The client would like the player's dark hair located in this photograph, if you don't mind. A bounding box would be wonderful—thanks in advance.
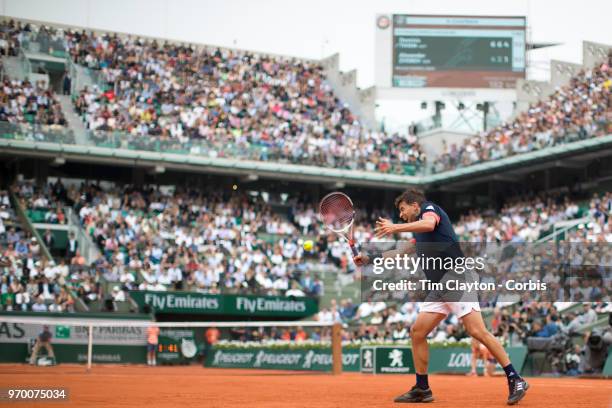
[395,188,426,208]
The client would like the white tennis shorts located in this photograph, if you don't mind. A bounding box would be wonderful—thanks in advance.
[420,301,481,318]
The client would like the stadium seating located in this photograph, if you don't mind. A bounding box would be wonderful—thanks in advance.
[0,76,67,126]
[3,21,611,177]
[8,180,330,302]
[4,22,428,174]
[0,186,76,312]
[3,175,611,319]
[0,65,74,143]
[66,31,424,174]
[0,20,23,57]
[433,52,612,172]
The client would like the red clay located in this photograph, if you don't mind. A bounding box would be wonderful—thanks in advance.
[0,364,610,408]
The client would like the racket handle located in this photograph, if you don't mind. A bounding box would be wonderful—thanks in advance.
[349,241,358,257]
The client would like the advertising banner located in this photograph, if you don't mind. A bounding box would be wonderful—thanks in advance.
[205,347,361,372]
[130,292,318,318]
[360,346,414,374]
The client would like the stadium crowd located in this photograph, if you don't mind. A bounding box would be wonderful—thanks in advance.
[6,180,331,307]
[5,177,611,318]
[74,184,323,297]
[0,20,24,57]
[434,52,612,172]
[0,187,76,312]
[66,31,425,174]
[2,21,426,174]
[3,21,611,177]
[0,77,67,126]
[453,193,609,243]
[0,48,73,142]
[3,179,612,374]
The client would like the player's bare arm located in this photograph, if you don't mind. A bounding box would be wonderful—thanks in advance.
[374,215,437,238]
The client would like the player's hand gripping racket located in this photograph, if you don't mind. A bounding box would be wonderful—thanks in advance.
[319,192,359,257]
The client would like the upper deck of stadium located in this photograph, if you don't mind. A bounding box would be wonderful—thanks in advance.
[0,18,611,190]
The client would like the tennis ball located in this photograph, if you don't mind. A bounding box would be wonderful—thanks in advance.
[303,240,314,251]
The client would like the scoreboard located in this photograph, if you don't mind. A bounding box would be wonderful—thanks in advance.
[377,15,526,90]
[156,328,198,365]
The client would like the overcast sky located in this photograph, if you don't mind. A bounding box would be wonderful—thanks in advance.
[3,0,611,130]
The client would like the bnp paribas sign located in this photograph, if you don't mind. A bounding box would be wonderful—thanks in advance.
[130,291,318,318]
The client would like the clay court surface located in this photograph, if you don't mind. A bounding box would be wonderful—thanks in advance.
[0,364,610,408]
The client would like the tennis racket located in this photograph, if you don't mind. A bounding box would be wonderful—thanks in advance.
[319,192,359,257]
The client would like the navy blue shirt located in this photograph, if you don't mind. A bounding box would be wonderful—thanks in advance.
[413,201,458,244]
[413,201,463,282]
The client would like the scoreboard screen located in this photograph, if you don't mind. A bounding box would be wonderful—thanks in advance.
[390,15,526,89]
[156,328,197,365]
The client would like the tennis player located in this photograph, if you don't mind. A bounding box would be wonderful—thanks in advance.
[354,188,529,405]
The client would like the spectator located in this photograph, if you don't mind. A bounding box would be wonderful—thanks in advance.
[286,281,306,297]
[70,250,86,266]
[65,232,78,260]
[111,286,125,302]
[391,323,408,341]
[294,326,307,342]
[62,70,71,95]
[31,296,47,312]
[567,303,598,333]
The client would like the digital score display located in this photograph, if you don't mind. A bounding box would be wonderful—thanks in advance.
[391,15,526,89]
[157,343,179,353]
[156,329,197,364]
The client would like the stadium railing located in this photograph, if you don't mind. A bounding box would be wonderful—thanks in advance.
[536,216,592,243]
[2,119,611,188]
[0,121,75,144]
[9,190,53,265]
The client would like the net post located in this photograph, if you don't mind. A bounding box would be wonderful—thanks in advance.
[86,324,93,372]
[331,322,342,375]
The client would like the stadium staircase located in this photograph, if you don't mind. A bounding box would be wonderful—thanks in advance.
[316,264,360,309]
[10,192,90,312]
[319,54,376,129]
[56,94,90,145]
[1,56,26,80]
[65,56,97,95]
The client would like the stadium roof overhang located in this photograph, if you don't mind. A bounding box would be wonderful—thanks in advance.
[1,134,611,190]
[423,135,612,190]
[0,139,422,189]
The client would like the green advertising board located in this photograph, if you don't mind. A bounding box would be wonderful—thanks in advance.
[603,347,612,377]
[130,291,318,318]
[360,346,527,375]
[360,346,414,374]
[205,347,361,372]
[427,346,528,374]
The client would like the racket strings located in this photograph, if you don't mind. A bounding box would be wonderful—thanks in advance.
[320,195,354,230]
